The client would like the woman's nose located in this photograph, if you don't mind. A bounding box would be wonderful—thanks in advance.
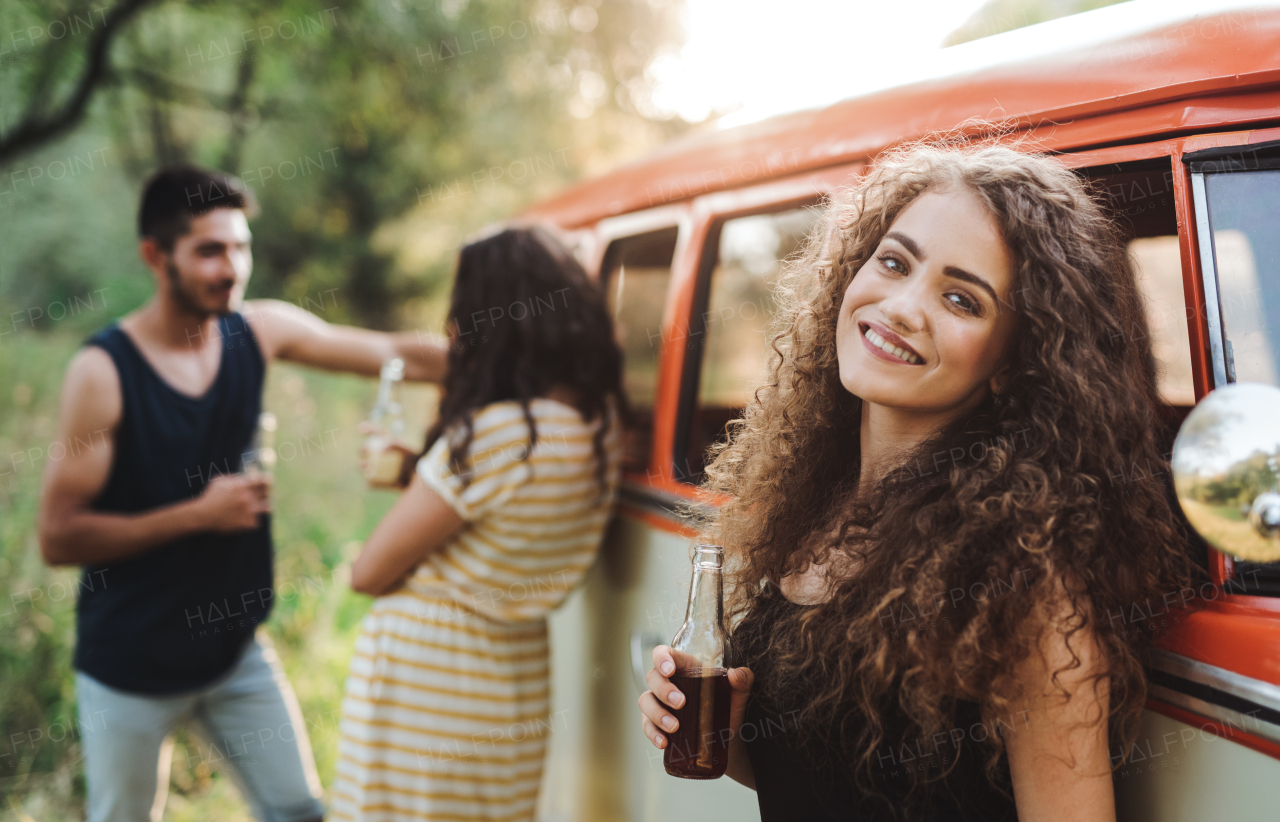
[878,278,929,337]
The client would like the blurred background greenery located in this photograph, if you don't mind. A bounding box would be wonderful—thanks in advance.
[0,0,1126,817]
[0,0,689,331]
[1,1,689,816]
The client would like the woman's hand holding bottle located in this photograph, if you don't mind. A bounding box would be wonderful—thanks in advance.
[358,421,418,490]
[639,644,756,787]
[361,358,418,489]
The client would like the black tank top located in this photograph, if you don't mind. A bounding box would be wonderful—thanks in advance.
[736,589,1019,822]
[75,312,273,694]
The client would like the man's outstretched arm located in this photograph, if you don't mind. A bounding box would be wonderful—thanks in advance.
[38,347,269,566]
[243,299,449,381]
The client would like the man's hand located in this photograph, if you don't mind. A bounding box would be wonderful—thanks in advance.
[40,347,265,566]
[192,474,272,532]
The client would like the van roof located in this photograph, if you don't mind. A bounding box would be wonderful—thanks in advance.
[525,0,1280,228]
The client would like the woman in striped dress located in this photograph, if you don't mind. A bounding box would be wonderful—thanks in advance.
[332,226,628,821]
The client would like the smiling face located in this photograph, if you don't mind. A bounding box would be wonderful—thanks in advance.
[150,208,253,318]
[835,186,1018,418]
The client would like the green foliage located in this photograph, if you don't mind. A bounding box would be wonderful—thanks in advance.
[1,0,688,331]
[0,1,690,816]
[1195,448,1280,508]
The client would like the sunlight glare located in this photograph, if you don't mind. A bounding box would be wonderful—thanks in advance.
[648,0,994,127]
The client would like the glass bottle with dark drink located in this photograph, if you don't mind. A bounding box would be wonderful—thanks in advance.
[664,544,734,780]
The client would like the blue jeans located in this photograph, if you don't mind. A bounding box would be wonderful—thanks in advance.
[76,631,326,822]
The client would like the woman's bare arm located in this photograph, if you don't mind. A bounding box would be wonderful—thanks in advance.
[1004,584,1115,822]
[349,474,465,596]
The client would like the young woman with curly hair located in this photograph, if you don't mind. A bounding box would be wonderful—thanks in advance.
[637,140,1200,821]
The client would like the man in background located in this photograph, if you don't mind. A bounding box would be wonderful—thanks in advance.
[37,165,447,822]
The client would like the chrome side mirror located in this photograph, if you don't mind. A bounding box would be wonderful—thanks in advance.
[1172,382,1280,563]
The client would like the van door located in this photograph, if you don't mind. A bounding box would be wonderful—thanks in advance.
[557,223,761,822]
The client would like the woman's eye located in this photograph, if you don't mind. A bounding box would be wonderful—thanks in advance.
[946,292,981,316]
[878,254,905,274]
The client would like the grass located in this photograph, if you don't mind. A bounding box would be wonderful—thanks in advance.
[1180,497,1280,564]
[0,329,439,820]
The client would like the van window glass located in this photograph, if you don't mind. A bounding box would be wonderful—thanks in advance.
[1194,155,1280,595]
[1128,236,1196,406]
[1204,170,1280,385]
[679,207,820,483]
[1080,159,1212,577]
[601,227,679,474]
[1084,161,1195,407]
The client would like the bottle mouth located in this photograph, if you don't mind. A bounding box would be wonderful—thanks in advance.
[693,543,723,569]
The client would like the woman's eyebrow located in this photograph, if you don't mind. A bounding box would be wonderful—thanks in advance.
[943,265,998,305]
[884,230,999,305]
[885,231,923,260]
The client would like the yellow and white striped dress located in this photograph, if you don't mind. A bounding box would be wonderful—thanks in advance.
[332,398,621,821]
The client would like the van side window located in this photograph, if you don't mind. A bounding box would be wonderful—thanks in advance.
[1081,160,1196,469]
[1081,159,1210,568]
[1193,149,1280,386]
[601,227,679,475]
[1186,141,1280,594]
[1082,159,1196,408]
[677,206,820,484]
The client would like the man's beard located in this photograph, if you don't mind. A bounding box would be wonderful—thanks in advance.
[165,261,228,319]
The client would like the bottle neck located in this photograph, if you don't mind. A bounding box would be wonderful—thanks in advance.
[371,375,405,431]
[684,563,724,634]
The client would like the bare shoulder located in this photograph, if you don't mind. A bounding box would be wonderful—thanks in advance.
[66,346,120,402]
[62,345,122,432]
[241,298,322,361]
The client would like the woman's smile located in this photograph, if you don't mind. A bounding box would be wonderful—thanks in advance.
[858,320,924,365]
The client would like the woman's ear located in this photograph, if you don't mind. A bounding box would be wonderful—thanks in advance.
[989,364,1011,397]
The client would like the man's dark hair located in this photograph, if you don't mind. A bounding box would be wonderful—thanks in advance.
[138,165,259,251]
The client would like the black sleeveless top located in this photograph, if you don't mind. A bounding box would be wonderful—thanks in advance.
[736,589,1019,822]
[75,312,273,694]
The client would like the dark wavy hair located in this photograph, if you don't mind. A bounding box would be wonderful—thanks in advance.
[421,225,630,496]
[691,137,1203,812]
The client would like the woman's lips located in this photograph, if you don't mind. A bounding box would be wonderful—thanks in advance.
[858,321,924,365]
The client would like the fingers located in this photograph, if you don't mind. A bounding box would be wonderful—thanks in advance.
[206,472,232,488]
[641,715,668,750]
[652,644,675,677]
[652,644,700,676]
[645,666,684,709]
[638,691,677,738]
[728,666,755,692]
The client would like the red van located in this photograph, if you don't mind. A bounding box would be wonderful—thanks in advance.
[522,2,1280,819]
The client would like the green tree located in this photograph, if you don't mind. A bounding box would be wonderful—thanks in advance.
[1,0,689,330]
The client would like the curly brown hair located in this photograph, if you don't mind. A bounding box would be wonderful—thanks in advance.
[690,137,1203,810]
